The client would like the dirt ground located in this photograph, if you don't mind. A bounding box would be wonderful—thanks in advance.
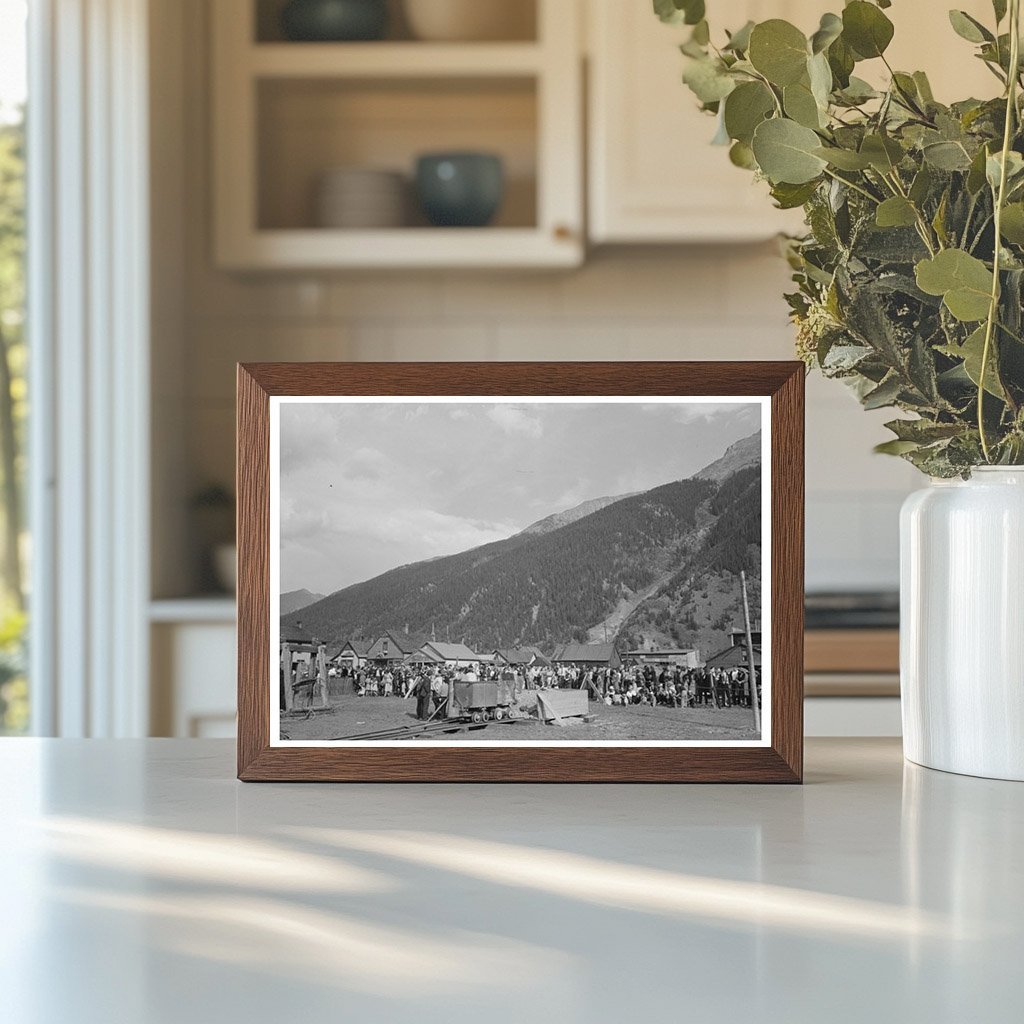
[280,693,761,742]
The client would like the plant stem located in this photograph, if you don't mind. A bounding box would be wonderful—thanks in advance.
[884,171,939,254]
[822,167,881,205]
[979,0,1021,462]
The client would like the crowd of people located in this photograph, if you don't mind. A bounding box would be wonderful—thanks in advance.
[346,659,759,711]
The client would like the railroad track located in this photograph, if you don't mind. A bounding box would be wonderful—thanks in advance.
[328,718,495,742]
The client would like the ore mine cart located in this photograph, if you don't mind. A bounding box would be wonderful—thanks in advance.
[446,672,523,723]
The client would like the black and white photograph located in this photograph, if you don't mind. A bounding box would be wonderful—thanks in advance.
[271,397,770,746]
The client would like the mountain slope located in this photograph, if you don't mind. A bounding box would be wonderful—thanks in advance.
[280,589,326,615]
[618,464,762,656]
[696,430,761,482]
[281,430,763,655]
[283,477,716,650]
[521,492,637,536]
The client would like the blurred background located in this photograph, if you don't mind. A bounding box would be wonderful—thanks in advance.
[0,0,997,740]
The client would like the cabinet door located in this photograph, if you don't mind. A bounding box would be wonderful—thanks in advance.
[587,0,996,244]
[587,0,808,243]
[212,0,584,269]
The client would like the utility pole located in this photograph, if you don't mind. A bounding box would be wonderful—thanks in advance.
[740,570,761,734]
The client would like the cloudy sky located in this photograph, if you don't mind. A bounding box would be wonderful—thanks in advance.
[278,399,761,595]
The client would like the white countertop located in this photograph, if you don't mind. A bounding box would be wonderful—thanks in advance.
[1,738,1020,1023]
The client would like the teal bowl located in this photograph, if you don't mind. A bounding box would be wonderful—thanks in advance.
[415,153,505,228]
[281,0,388,42]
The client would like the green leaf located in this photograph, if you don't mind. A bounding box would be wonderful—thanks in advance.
[711,109,731,145]
[923,140,972,171]
[810,12,843,54]
[862,374,903,409]
[683,1,706,27]
[986,150,1024,191]
[860,133,904,173]
[909,164,933,205]
[993,0,1008,24]
[1000,203,1024,244]
[837,76,879,104]
[948,10,994,44]
[807,51,833,109]
[723,81,775,144]
[932,190,950,246]
[653,0,705,26]
[748,20,809,86]
[892,72,923,110]
[827,35,856,88]
[939,325,1005,398]
[842,1,895,59]
[729,140,757,170]
[682,57,736,104]
[967,144,991,194]
[884,418,963,443]
[770,180,820,209]
[784,81,824,129]
[875,439,922,455]
[724,20,755,53]
[915,249,994,322]
[814,146,872,170]
[876,197,918,228]
[913,71,935,104]
[751,118,828,184]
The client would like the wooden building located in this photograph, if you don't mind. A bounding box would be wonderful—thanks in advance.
[416,641,480,669]
[333,639,372,674]
[365,630,426,665]
[705,629,761,671]
[494,646,552,669]
[552,643,622,670]
[624,647,701,670]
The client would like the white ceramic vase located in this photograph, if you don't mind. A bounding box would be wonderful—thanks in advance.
[901,467,1024,781]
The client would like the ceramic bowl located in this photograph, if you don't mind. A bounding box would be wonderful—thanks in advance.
[281,0,388,42]
[415,152,504,227]
[316,168,407,228]
[403,0,534,42]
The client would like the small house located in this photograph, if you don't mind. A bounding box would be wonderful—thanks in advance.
[333,639,373,675]
[417,640,480,669]
[705,627,761,671]
[366,630,426,665]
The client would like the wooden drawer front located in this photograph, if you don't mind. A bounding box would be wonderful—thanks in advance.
[804,629,899,675]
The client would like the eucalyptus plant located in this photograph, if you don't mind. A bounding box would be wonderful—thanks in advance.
[657,0,1024,476]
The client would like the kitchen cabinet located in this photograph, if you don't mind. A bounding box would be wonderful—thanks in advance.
[211,0,583,269]
[587,0,998,244]
[587,0,812,243]
[150,600,237,737]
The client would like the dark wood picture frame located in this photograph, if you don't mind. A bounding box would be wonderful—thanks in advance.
[237,362,804,782]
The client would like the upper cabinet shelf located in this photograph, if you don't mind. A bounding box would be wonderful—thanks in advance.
[248,42,545,78]
[211,0,582,270]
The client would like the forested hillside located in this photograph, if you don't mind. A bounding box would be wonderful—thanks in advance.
[617,465,762,657]
[283,477,715,650]
[281,430,763,656]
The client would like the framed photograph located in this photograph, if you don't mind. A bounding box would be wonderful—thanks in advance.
[237,362,803,782]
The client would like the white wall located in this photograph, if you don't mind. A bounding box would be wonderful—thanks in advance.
[156,0,921,600]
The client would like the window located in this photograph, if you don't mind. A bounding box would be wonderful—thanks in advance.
[0,0,27,734]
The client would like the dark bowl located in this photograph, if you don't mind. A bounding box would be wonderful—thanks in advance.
[281,0,388,42]
[415,152,505,228]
